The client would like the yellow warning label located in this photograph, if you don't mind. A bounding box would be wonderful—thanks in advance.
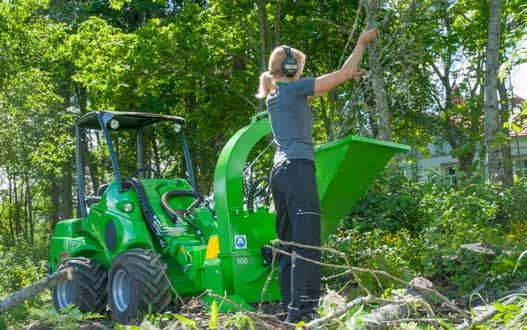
[205,235,220,260]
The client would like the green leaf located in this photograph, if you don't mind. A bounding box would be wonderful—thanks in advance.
[208,300,219,329]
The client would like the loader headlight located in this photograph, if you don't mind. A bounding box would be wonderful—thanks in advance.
[110,119,120,129]
[123,202,133,213]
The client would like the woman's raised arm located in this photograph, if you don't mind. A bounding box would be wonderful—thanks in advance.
[314,27,378,95]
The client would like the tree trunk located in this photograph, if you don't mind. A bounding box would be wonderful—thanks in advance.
[76,84,100,194]
[319,0,336,141]
[7,173,14,244]
[484,0,503,183]
[85,135,100,194]
[22,175,28,240]
[458,153,474,177]
[256,0,270,112]
[366,103,379,137]
[432,35,477,177]
[13,178,20,236]
[498,81,513,187]
[50,175,61,229]
[366,0,392,141]
[256,0,270,73]
[274,0,281,46]
[328,93,337,141]
[318,95,332,140]
[61,159,74,219]
[26,178,34,244]
[152,137,162,175]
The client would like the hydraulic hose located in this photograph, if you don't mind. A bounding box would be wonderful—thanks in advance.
[123,178,167,248]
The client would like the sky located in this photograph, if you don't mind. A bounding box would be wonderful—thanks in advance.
[512,63,527,99]
[511,39,527,100]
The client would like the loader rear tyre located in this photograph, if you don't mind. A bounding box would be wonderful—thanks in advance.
[52,258,108,313]
[108,249,172,324]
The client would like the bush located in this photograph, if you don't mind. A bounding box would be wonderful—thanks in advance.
[0,240,48,328]
[325,168,527,297]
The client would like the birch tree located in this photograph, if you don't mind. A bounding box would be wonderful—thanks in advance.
[365,0,392,141]
[484,0,503,182]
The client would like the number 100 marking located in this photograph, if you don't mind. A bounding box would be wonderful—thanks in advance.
[236,257,248,265]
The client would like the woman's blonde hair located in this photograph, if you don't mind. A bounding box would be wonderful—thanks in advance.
[255,46,306,99]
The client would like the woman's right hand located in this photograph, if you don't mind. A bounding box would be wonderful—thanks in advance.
[358,27,378,47]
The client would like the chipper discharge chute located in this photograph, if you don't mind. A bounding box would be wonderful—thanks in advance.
[49,111,409,324]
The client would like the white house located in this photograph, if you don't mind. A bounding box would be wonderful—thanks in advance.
[415,103,527,182]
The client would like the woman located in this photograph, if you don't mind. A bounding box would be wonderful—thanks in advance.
[255,26,378,323]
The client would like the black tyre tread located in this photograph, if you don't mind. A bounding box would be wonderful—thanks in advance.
[108,249,172,324]
[64,258,107,311]
[53,257,108,313]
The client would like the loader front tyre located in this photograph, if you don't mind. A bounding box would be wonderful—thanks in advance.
[108,249,172,324]
[52,258,108,313]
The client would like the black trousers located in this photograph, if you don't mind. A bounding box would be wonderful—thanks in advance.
[270,159,322,322]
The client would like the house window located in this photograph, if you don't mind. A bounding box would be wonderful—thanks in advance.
[431,143,446,157]
[434,144,443,157]
[442,164,458,185]
[514,158,527,177]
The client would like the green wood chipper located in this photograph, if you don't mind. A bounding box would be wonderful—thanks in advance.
[49,110,409,324]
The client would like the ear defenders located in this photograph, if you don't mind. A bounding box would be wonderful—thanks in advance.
[281,46,298,77]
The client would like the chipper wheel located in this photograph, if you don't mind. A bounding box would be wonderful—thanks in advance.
[52,258,108,313]
[107,249,172,324]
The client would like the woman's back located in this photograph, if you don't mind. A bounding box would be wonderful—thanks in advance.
[266,78,315,165]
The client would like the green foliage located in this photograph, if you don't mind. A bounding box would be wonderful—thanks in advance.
[109,0,131,10]
[38,305,88,330]
[135,312,199,330]
[68,17,138,109]
[172,314,198,330]
[223,312,254,330]
[327,169,527,296]
[0,241,49,328]
[491,301,522,324]
[208,300,219,329]
[0,244,46,294]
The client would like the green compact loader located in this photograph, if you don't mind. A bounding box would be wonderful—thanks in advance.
[49,110,409,323]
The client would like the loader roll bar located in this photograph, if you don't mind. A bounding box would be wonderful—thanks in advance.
[76,111,185,129]
[75,111,195,218]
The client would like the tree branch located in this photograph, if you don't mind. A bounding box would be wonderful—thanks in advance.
[0,268,73,313]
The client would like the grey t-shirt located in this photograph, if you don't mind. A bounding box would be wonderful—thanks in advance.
[266,78,316,165]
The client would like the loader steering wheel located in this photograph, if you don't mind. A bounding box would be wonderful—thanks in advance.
[161,190,204,220]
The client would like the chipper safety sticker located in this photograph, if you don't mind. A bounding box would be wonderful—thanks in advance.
[234,235,247,249]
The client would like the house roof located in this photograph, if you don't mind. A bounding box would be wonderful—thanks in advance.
[510,125,527,137]
[511,95,526,108]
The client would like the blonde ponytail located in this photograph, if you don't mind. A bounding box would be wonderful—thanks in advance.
[255,71,275,99]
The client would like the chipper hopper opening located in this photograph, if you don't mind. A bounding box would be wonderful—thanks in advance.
[315,135,411,240]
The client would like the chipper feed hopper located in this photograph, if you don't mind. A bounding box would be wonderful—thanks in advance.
[49,111,409,324]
